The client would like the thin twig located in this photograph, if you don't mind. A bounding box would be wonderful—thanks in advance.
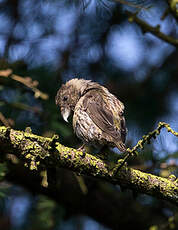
[114,121,178,172]
[0,112,11,127]
[0,100,42,114]
[0,69,49,100]
[114,0,148,10]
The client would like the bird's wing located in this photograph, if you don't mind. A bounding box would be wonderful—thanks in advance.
[83,90,126,143]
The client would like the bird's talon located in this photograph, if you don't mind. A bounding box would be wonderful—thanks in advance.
[77,144,87,152]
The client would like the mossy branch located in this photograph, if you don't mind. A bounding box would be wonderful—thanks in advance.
[0,125,177,205]
[127,121,178,154]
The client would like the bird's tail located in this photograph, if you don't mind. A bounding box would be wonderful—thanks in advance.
[116,141,126,153]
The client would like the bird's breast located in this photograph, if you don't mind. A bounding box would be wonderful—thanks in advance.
[73,105,102,144]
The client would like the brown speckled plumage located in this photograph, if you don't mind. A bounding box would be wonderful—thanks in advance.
[55,78,127,152]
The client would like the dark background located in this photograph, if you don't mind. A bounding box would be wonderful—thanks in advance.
[0,0,177,229]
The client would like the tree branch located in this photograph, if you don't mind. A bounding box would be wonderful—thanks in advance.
[126,11,178,47]
[114,0,147,10]
[167,0,178,20]
[0,126,177,205]
[0,69,49,100]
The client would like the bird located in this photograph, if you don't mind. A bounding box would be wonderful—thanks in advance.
[55,78,127,153]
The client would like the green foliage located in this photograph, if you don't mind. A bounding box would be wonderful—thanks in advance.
[29,195,64,230]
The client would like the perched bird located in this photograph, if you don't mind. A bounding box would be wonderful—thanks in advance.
[55,78,127,152]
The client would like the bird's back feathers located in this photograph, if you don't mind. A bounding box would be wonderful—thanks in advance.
[56,78,127,152]
[81,88,126,152]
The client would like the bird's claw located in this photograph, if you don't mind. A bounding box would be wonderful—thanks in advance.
[77,144,87,152]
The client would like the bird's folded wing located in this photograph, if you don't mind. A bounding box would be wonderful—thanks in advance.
[83,90,125,142]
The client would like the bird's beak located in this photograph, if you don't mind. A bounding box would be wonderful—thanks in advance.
[61,108,71,123]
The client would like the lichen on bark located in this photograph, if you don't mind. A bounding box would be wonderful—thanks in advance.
[0,125,177,205]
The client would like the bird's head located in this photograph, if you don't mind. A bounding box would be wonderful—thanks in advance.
[55,78,97,122]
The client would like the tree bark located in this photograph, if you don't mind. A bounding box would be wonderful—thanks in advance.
[0,126,177,206]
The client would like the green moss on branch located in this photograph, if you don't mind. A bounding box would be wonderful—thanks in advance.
[0,126,177,205]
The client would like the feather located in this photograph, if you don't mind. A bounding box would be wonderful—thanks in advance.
[82,89,126,149]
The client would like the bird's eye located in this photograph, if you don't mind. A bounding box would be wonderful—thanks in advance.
[63,96,68,101]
